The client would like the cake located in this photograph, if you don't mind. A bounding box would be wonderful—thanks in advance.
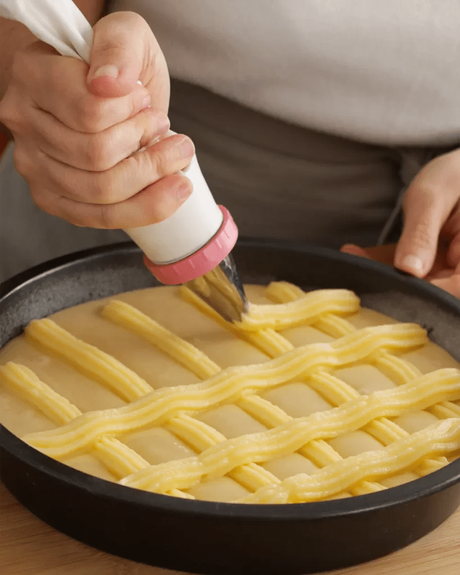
[0,282,459,504]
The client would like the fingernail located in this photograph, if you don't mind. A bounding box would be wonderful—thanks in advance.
[400,254,425,274]
[176,182,192,201]
[142,94,151,109]
[92,65,119,79]
[179,137,195,159]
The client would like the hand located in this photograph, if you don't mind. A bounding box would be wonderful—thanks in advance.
[0,12,195,229]
[342,148,460,298]
[341,243,460,297]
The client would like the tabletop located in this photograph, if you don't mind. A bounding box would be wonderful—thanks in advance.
[1,482,459,575]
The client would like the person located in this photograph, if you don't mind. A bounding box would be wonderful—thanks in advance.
[0,0,459,297]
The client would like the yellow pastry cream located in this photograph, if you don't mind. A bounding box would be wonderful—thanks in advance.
[1,283,460,504]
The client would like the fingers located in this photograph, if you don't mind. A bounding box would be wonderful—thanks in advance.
[10,45,151,133]
[0,17,179,233]
[87,12,169,107]
[394,188,443,277]
[14,129,195,228]
[40,174,193,229]
[23,133,195,205]
[31,106,170,171]
[330,243,460,300]
[341,244,399,266]
[394,151,460,278]
[340,244,371,259]
[88,13,149,96]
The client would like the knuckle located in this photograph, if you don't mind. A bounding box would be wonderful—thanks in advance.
[77,97,105,133]
[149,149,167,177]
[148,139,187,177]
[91,172,116,204]
[102,11,150,35]
[85,133,113,171]
[410,220,435,251]
[166,141,183,166]
[124,11,150,30]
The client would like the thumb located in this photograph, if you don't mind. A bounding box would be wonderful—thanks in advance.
[87,12,162,99]
[394,186,443,278]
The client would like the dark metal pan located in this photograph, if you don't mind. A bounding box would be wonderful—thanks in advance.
[1,240,460,575]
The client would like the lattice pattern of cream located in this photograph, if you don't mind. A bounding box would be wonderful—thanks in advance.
[0,283,459,504]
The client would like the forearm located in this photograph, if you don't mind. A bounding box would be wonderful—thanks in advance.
[0,0,106,137]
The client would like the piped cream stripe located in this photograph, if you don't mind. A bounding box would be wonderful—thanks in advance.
[179,287,392,493]
[5,283,456,503]
[0,362,152,480]
[119,370,460,492]
[23,324,427,458]
[266,282,421,382]
[166,415,280,491]
[178,283,444,489]
[237,418,460,503]
[0,362,81,424]
[179,286,294,357]
[102,300,221,380]
[26,319,153,401]
[237,394,381,495]
[265,282,446,472]
[92,436,151,478]
[234,289,360,331]
[184,285,437,481]
[99,304,315,491]
[99,303,292,490]
[103,295,382,494]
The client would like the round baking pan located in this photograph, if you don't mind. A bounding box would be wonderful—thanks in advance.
[1,240,460,575]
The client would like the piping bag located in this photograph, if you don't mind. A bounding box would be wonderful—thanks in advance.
[0,0,248,322]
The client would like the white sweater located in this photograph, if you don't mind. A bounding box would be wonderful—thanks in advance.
[112,0,460,146]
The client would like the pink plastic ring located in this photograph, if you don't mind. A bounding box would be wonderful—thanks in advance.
[146,205,238,285]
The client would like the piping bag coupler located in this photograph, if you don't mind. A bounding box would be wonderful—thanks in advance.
[1,0,248,322]
[127,154,248,322]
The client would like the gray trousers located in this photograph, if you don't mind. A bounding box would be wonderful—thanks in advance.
[0,79,446,283]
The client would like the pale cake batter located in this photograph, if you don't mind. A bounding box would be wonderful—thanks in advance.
[0,283,459,504]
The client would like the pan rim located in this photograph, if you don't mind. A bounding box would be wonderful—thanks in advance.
[2,239,460,313]
[1,239,460,522]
